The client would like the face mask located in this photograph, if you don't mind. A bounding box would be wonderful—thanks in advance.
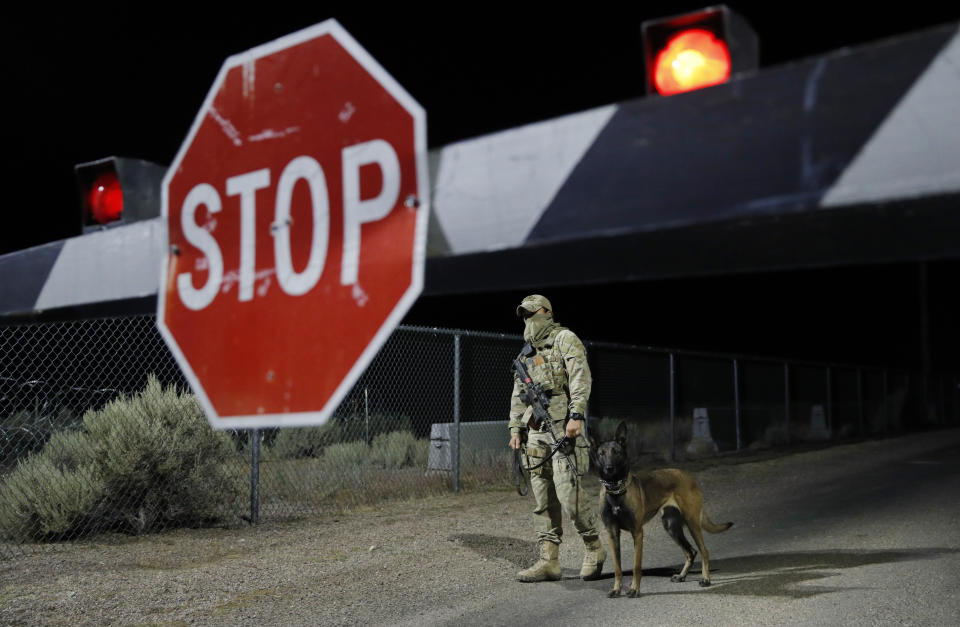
[523,313,555,344]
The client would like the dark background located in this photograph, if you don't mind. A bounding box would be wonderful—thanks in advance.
[2,4,958,371]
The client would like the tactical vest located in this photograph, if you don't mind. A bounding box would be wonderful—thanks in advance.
[520,327,569,397]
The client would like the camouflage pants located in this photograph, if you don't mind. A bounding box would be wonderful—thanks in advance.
[526,427,598,546]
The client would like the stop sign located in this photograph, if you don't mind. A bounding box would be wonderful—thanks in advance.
[157,20,428,429]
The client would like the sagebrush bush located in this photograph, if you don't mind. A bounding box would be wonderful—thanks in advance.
[268,423,338,459]
[268,412,415,459]
[337,412,413,442]
[44,428,97,471]
[0,376,244,542]
[321,440,371,467]
[295,429,429,469]
[368,430,428,468]
[0,453,104,542]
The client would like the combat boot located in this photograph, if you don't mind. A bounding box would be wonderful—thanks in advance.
[516,541,561,582]
[580,535,606,580]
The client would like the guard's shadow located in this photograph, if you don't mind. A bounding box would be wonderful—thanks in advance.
[449,534,958,599]
[565,547,960,598]
[449,533,538,568]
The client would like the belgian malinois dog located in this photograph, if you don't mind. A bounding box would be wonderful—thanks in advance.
[588,421,733,597]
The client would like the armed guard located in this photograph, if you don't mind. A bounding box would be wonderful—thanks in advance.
[508,294,605,582]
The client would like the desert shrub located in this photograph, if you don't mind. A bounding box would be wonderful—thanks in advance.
[80,376,244,532]
[0,453,104,542]
[321,440,371,467]
[0,376,244,542]
[311,431,429,469]
[268,423,339,459]
[368,430,428,468]
[336,412,413,442]
[268,412,415,459]
[44,428,97,471]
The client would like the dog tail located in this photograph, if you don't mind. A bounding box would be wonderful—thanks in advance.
[700,510,733,534]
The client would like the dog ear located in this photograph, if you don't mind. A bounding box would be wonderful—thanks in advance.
[615,420,628,446]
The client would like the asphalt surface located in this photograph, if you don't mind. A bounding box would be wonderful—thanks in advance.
[426,430,960,626]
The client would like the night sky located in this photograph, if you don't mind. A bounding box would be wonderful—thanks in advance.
[2,4,958,370]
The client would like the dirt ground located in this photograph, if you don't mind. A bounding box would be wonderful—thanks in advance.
[1,430,956,626]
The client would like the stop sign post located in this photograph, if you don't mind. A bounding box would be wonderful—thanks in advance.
[158,21,428,429]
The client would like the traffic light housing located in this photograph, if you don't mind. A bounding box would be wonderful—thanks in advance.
[75,157,166,232]
[642,5,758,96]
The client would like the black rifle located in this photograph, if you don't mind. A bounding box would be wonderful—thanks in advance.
[512,343,579,477]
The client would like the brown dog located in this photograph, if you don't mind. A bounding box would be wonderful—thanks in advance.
[588,421,733,597]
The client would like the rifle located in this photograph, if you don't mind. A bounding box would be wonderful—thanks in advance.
[512,343,579,477]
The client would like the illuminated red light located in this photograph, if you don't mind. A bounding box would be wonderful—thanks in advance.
[87,171,124,224]
[653,29,732,96]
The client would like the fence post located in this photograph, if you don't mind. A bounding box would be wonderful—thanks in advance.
[669,353,676,461]
[784,363,790,443]
[250,428,260,525]
[453,333,461,493]
[733,358,741,451]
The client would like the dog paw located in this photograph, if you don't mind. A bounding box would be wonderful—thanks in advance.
[699,579,711,587]
[627,588,640,598]
[608,589,621,598]
[670,574,686,583]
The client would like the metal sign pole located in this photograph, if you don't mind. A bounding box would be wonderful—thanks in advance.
[250,428,260,524]
[453,334,461,493]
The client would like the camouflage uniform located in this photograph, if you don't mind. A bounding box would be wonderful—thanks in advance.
[510,295,604,582]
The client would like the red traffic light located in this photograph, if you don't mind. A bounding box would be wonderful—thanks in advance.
[86,171,124,225]
[653,29,731,96]
[75,157,166,234]
[642,5,758,96]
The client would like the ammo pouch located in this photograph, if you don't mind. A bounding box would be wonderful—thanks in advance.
[522,336,567,395]
[525,443,552,477]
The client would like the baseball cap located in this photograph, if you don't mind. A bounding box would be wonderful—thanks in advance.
[516,294,552,317]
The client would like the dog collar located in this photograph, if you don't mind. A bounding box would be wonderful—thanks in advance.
[600,478,627,496]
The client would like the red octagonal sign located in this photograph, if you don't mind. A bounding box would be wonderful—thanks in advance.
[157,21,428,429]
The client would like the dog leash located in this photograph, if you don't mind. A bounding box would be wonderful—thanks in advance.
[519,434,581,476]
[513,448,530,496]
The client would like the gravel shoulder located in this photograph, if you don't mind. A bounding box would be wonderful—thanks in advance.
[2,428,959,626]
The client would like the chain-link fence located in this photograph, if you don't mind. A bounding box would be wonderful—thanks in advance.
[2,313,957,559]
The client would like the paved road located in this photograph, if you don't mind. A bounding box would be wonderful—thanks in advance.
[441,431,960,626]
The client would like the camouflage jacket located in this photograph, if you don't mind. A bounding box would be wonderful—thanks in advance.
[508,327,592,435]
